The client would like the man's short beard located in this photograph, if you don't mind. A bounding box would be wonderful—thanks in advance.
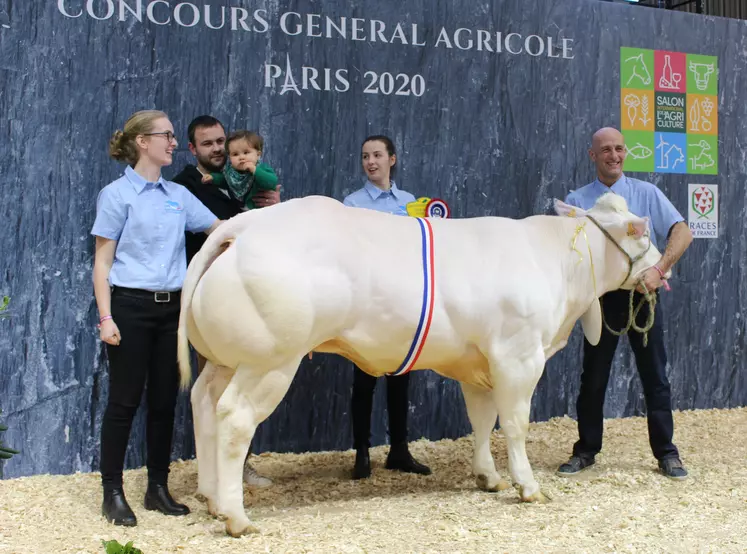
[198,154,225,173]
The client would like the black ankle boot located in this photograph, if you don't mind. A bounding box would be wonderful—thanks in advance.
[386,444,432,475]
[352,448,371,480]
[143,483,190,516]
[102,487,137,526]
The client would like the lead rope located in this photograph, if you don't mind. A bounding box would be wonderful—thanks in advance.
[570,218,657,347]
[601,286,657,347]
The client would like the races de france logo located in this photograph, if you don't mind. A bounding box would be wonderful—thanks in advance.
[688,184,718,239]
[692,185,714,218]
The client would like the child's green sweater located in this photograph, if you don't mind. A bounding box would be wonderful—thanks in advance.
[210,162,279,210]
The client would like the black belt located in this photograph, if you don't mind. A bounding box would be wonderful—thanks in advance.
[112,286,181,303]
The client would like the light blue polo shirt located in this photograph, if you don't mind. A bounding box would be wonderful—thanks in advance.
[343,180,416,216]
[564,175,684,250]
[91,166,217,292]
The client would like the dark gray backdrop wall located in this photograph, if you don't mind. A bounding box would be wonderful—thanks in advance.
[0,0,744,479]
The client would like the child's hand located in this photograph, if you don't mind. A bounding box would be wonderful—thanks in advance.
[246,160,257,174]
[201,173,214,184]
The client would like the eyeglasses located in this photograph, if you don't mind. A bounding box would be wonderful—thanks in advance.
[143,131,177,142]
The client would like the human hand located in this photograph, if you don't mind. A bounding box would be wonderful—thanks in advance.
[201,173,214,184]
[636,266,669,295]
[99,319,121,346]
[253,186,281,208]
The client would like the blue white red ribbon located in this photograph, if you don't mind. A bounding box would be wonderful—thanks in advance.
[391,217,436,376]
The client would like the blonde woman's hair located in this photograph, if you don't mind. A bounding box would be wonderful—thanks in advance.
[109,110,168,166]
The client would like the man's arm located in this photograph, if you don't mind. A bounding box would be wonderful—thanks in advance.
[639,221,693,292]
[657,221,693,274]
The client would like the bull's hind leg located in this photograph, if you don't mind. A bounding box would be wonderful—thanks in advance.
[191,361,233,508]
[490,346,548,503]
[461,382,510,492]
[214,359,299,537]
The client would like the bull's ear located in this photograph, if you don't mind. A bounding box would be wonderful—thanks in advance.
[580,297,602,346]
[626,216,650,238]
[554,199,586,218]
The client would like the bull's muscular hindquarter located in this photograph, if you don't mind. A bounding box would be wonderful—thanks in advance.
[177,194,663,535]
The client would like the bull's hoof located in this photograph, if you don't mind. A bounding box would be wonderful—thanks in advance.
[226,518,260,537]
[476,474,511,492]
[520,488,550,504]
[207,499,227,520]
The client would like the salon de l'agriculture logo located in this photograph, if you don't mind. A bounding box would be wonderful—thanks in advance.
[620,47,718,175]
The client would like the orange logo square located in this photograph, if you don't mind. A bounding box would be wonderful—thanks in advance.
[621,89,655,132]
[686,94,717,135]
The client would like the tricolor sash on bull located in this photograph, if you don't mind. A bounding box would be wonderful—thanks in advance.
[390,217,437,376]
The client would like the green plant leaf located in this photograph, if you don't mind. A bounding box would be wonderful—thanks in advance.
[103,539,124,554]
[101,539,143,554]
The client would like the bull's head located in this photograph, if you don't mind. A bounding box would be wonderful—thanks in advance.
[554,193,670,289]
[553,193,670,346]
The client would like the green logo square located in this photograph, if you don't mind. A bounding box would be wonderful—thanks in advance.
[655,92,687,133]
[686,54,718,95]
[621,47,654,90]
[687,135,718,175]
[623,130,655,173]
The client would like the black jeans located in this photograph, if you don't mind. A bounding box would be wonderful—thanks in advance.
[573,289,679,461]
[100,287,181,489]
[352,368,410,450]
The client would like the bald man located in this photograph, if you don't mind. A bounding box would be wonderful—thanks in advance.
[557,127,693,480]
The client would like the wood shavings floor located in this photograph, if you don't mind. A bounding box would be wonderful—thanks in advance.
[1,408,745,553]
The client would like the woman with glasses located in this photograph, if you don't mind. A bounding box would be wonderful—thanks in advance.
[91,110,221,527]
[343,135,432,480]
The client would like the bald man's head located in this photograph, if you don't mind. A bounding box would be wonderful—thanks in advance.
[589,127,627,186]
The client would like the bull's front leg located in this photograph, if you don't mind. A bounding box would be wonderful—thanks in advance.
[490,346,549,503]
[214,360,298,537]
[460,382,510,492]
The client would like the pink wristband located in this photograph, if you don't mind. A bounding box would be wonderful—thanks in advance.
[99,315,113,324]
[653,265,671,291]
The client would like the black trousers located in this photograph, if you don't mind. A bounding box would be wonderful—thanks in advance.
[100,287,181,489]
[352,368,410,450]
[573,289,679,461]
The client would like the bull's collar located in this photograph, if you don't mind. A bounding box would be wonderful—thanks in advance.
[584,214,652,290]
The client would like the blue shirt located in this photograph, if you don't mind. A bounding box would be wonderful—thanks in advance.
[91,166,218,291]
[564,175,684,250]
[343,180,416,216]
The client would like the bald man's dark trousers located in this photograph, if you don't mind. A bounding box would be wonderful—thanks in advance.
[572,289,679,461]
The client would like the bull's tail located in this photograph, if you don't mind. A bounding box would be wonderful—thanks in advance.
[177,217,247,390]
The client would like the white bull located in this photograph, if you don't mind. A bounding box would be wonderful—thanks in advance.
[177,193,666,537]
